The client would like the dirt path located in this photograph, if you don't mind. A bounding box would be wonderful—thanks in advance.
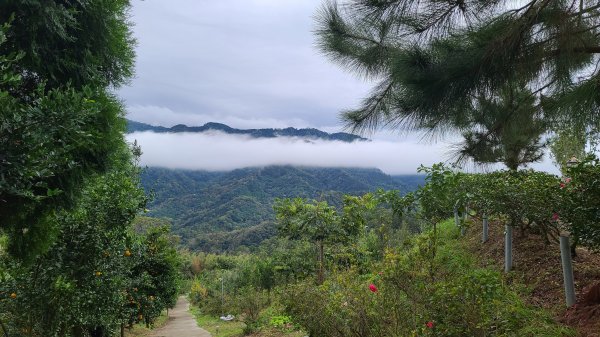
[149,296,211,337]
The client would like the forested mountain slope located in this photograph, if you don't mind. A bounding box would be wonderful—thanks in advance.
[140,166,424,251]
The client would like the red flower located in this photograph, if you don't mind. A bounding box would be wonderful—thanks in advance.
[565,177,572,183]
[552,213,559,221]
[369,284,378,293]
[426,321,434,328]
[560,183,566,188]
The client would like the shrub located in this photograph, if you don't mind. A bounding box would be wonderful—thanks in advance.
[233,287,270,335]
[281,222,575,337]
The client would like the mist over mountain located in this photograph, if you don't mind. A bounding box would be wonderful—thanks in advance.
[130,119,427,251]
[140,166,424,252]
[127,119,367,142]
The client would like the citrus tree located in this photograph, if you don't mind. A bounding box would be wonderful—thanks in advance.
[124,225,182,328]
[560,155,600,250]
[0,147,146,337]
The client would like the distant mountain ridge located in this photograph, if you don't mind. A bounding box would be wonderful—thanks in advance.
[126,119,368,142]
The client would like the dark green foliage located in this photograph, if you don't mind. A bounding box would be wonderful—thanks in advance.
[190,222,276,254]
[126,225,182,327]
[416,163,465,225]
[0,0,135,90]
[417,161,600,250]
[274,191,418,284]
[233,287,270,334]
[1,86,127,259]
[0,0,135,259]
[126,120,367,142]
[560,155,600,250]
[315,0,600,163]
[455,86,547,170]
[0,148,147,336]
[0,148,182,337]
[274,198,342,284]
[140,166,422,252]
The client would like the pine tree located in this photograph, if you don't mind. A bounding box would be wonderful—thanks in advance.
[316,0,600,164]
[454,85,547,170]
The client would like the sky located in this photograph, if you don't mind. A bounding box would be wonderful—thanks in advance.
[120,0,558,174]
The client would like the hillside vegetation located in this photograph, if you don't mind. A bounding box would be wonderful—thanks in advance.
[185,161,600,337]
[141,166,424,252]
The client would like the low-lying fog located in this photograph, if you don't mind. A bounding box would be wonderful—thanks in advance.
[127,131,453,174]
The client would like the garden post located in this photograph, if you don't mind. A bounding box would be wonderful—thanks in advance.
[454,206,460,227]
[221,277,224,316]
[482,213,488,243]
[504,225,512,272]
[560,233,576,307]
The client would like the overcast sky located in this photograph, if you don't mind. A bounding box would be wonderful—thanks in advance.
[120,0,558,174]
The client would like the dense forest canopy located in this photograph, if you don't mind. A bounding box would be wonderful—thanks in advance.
[140,166,424,252]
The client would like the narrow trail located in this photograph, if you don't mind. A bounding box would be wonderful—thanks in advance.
[149,296,211,337]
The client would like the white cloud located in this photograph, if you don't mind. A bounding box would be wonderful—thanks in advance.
[126,131,453,174]
[126,131,561,175]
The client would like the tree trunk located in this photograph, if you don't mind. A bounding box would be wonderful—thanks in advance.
[89,326,104,337]
[317,240,325,285]
[72,326,85,337]
[571,236,579,257]
[0,319,9,337]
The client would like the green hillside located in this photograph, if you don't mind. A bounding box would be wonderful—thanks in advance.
[140,166,424,252]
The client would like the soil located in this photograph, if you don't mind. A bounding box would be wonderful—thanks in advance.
[462,216,600,337]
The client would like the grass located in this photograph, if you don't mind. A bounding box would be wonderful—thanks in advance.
[191,307,245,337]
[245,328,306,337]
[190,307,306,337]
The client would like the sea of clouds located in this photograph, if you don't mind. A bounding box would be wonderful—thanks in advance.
[126,131,457,175]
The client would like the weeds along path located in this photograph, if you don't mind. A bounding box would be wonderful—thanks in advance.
[149,296,211,337]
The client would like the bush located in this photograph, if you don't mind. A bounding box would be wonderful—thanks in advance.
[233,287,270,334]
[189,278,208,306]
[280,221,575,337]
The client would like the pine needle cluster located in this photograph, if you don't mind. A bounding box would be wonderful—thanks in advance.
[316,0,600,168]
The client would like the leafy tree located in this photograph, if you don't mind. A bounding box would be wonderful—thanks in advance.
[342,190,416,260]
[560,155,600,250]
[549,125,587,173]
[125,225,182,328]
[274,198,344,284]
[0,146,147,337]
[416,164,465,225]
[1,147,183,337]
[316,0,600,154]
[0,0,135,259]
